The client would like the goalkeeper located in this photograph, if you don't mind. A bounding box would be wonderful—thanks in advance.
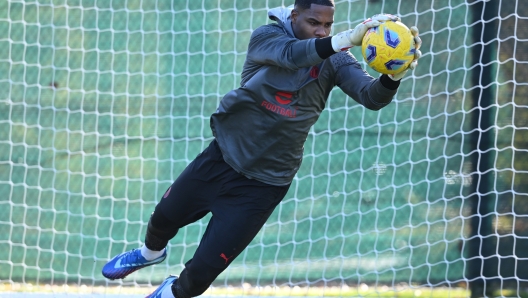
[102,0,422,297]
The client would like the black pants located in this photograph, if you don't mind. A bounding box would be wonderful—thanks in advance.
[150,139,290,293]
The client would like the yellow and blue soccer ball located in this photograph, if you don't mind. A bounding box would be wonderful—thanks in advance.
[361,20,415,75]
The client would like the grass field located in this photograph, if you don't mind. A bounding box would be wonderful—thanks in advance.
[0,282,474,298]
[5,286,528,298]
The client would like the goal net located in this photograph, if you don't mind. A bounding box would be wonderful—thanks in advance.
[1,0,526,295]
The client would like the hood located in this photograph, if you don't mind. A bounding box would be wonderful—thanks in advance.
[267,5,296,37]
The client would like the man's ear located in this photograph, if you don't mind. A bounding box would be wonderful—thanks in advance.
[291,9,298,24]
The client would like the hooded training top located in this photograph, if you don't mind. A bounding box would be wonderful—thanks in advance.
[210,6,398,186]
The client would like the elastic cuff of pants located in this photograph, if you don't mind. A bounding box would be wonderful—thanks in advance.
[172,278,191,298]
[144,220,169,251]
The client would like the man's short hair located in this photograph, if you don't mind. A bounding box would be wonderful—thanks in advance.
[294,0,335,10]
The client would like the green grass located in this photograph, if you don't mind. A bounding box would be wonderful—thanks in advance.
[1,282,472,297]
[5,282,528,297]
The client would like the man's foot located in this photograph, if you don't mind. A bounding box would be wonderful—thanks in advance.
[102,248,167,280]
[146,275,178,298]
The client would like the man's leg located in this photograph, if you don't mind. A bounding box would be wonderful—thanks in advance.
[146,138,242,251]
[172,168,291,297]
[103,140,228,280]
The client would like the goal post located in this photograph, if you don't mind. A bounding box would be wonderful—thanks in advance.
[1,0,526,295]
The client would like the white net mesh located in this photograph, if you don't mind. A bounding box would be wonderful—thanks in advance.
[1,0,526,296]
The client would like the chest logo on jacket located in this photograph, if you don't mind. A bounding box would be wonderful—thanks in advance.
[275,91,293,104]
[261,90,298,118]
[310,66,319,78]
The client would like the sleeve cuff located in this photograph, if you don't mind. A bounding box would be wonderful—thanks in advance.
[380,74,400,90]
[315,37,336,60]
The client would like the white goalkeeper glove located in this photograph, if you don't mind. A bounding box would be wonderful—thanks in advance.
[388,26,423,81]
[331,14,401,52]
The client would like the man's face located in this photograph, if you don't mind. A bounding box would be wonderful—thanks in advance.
[291,4,334,40]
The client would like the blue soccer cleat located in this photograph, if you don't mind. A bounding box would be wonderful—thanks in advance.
[102,248,167,280]
[145,275,178,298]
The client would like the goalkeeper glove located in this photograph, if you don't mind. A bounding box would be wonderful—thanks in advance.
[388,26,423,81]
[331,14,401,52]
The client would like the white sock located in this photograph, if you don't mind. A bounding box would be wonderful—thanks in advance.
[140,244,165,261]
[161,282,175,298]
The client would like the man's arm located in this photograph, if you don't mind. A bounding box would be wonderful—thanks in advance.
[316,36,399,90]
[245,25,324,70]
[330,51,398,111]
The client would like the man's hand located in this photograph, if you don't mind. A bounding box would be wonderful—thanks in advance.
[388,26,423,81]
[331,14,400,52]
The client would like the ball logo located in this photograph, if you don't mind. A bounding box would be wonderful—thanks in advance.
[365,45,377,63]
[384,28,400,48]
[385,59,406,71]
[275,91,293,105]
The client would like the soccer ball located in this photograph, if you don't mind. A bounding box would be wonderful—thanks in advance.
[361,20,415,75]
